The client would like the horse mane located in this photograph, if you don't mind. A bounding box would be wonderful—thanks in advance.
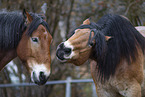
[0,11,49,50]
[69,14,145,82]
[90,14,145,82]
[0,11,25,50]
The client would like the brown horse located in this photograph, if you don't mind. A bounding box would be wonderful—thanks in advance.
[0,10,52,85]
[56,14,145,97]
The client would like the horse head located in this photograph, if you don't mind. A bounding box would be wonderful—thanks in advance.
[17,10,52,85]
[56,19,111,66]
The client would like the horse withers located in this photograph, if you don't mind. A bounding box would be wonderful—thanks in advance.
[56,14,145,97]
[0,10,52,85]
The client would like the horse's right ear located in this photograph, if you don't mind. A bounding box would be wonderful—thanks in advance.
[23,9,33,24]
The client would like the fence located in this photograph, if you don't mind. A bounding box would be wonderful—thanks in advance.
[0,77,98,97]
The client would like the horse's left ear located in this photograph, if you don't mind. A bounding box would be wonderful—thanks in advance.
[105,36,112,41]
[83,18,90,25]
[23,9,33,24]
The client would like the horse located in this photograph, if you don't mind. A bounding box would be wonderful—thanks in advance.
[56,14,145,97]
[0,9,52,85]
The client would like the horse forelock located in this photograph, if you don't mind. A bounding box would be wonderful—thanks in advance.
[26,13,50,36]
[91,14,145,82]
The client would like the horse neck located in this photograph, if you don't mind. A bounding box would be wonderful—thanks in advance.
[0,49,17,71]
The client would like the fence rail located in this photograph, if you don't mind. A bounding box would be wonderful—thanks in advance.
[0,77,97,97]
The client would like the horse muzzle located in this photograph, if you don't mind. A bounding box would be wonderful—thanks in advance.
[32,71,50,85]
[29,63,51,85]
[56,42,73,62]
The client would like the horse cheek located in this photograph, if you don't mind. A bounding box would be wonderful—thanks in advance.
[71,48,91,66]
[16,37,30,62]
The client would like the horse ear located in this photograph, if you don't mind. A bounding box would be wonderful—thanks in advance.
[105,36,112,41]
[23,9,33,24]
[83,18,90,25]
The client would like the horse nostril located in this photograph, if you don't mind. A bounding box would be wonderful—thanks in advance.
[32,71,37,82]
[64,48,72,55]
[39,71,46,81]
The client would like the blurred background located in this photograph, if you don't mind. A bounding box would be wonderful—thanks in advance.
[0,0,145,97]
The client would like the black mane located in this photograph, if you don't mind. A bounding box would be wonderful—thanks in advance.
[27,13,50,36]
[93,14,145,82]
[0,11,49,50]
[72,14,145,82]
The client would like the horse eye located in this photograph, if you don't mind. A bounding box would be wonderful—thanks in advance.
[31,37,39,42]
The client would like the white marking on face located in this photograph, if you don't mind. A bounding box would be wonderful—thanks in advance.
[63,41,76,59]
[29,62,50,82]
[64,41,74,49]
[44,30,48,39]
